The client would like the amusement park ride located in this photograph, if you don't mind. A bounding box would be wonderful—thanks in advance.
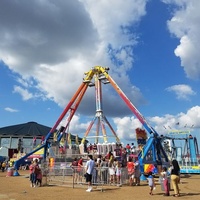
[163,130,200,173]
[13,66,199,175]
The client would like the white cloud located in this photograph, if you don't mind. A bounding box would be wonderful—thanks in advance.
[149,106,200,133]
[80,0,147,71]
[4,107,19,112]
[108,105,200,141]
[59,114,90,134]
[113,116,142,141]
[166,84,196,100]
[57,114,142,142]
[16,77,30,88]
[0,0,148,116]
[165,0,200,79]
[13,85,33,101]
[178,106,200,128]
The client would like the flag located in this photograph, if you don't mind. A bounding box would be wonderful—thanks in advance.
[67,133,71,145]
[53,132,57,141]
[60,135,65,147]
[75,134,79,145]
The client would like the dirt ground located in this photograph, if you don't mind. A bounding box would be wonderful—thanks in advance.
[0,170,200,200]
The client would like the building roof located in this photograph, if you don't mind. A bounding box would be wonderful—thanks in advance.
[0,121,52,137]
[0,121,82,142]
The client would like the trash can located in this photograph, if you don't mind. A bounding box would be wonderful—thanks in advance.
[6,167,14,177]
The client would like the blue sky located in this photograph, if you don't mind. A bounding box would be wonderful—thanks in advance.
[0,0,200,146]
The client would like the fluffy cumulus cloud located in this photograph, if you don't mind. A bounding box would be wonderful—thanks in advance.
[149,105,200,134]
[113,116,142,141]
[166,84,196,100]
[109,105,200,141]
[59,114,90,134]
[164,0,200,79]
[0,0,147,115]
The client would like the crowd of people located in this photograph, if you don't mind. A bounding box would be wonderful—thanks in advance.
[68,151,181,196]
[0,160,14,172]
[1,141,181,196]
[146,159,181,197]
[68,146,141,192]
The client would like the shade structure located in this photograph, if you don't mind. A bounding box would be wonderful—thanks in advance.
[28,154,43,159]
[0,121,51,137]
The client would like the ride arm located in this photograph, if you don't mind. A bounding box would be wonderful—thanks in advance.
[44,82,87,142]
[97,66,158,137]
[14,143,47,170]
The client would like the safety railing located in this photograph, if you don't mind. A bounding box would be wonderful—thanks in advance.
[44,162,131,189]
[178,158,200,174]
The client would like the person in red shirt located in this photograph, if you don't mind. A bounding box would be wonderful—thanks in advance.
[29,159,40,187]
[70,158,78,183]
[77,157,83,183]
[126,144,131,155]
[105,151,112,160]
[126,144,131,150]
[127,157,135,186]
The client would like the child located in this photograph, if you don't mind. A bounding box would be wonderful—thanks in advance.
[108,157,116,185]
[36,168,42,187]
[161,167,170,196]
[115,160,122,186]
[147,171,156,195]
[29,161,34,187]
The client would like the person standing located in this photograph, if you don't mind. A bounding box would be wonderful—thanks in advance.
[121,148,127,167]
[30,159,40,187]
[170,159,180,197]
[70,158,78,183]
[115,160,122,186]
[127,157,135,186]
[108,155,116,185]
[85,155,95,192]
[161,167,170,196]
[147,171,156,195]
[36,168,42,187]
[134,157,141,186]
[77,157,83,183]
[100,157,108,184]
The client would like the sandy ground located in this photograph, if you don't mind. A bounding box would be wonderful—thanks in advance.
[0,170,200,200]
